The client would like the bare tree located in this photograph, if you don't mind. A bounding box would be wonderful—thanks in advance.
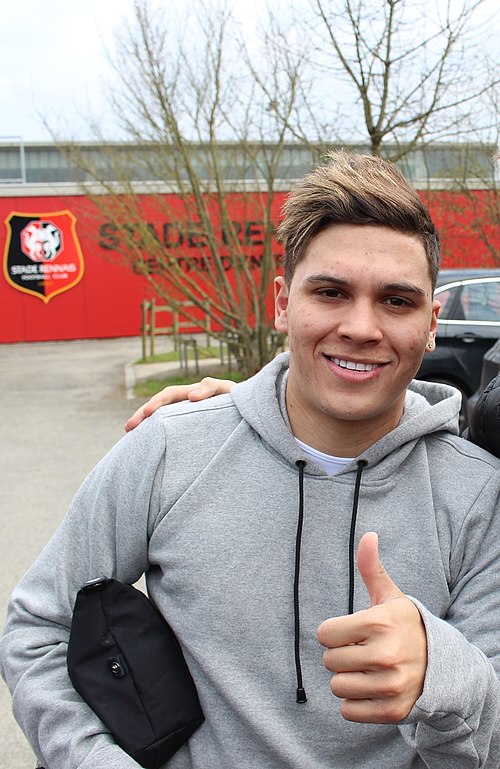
[261,0,498,161]
[60,0,498,376]
[236,0,500,267]
[64,0,308,377]
[418,66,499,267]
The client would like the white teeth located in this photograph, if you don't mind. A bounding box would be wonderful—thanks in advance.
[333,357,377,372]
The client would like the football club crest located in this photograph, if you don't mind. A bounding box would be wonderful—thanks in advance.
[3,210,84,303]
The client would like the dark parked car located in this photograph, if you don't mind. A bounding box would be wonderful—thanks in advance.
[416,269,500,429]
[467,338,500,417]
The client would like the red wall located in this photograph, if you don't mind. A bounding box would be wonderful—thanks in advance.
[1,194,156,343]
[1,189,498,344]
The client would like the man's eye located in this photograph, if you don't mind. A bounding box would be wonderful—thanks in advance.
[385,297,410,307]
[320,288,343,298]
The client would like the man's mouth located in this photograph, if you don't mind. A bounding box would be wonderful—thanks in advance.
[328,356,380,372]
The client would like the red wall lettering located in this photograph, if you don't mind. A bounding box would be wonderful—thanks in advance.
[0,189,497,343]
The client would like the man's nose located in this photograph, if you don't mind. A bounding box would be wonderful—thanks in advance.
[336,301,384,343]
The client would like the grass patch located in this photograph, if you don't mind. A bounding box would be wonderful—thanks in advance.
[137,345,221,364]
[134,367,245,398]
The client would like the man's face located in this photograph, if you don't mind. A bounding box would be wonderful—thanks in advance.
[275,223,440,454]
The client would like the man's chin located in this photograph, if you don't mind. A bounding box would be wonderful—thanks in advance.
[320,398,404,428]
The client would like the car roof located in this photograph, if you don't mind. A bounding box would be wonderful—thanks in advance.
[435,269,500,290]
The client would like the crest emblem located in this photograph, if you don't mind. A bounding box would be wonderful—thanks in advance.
[3,210,84,303]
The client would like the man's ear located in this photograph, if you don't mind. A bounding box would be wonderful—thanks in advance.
[431,298,441,336]
[274,276,289,333]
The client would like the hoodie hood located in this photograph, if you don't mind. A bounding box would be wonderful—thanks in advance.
[231,352,462,475]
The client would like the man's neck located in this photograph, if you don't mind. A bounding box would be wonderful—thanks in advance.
[285,390,403,457]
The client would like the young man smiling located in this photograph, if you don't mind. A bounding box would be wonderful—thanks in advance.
[2,151,499,769]
[273,223,440,456]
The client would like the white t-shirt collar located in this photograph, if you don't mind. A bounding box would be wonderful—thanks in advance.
[294,437,354,476]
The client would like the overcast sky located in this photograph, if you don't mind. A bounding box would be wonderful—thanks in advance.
[1,0,498,145]
[1,0,139,142]
[0,0,277,143]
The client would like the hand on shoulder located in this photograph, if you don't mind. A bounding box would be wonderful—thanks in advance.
[125,377,236,432]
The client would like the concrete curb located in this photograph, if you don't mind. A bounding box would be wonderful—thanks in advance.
[125,357,224,400]
[125,361,137,400]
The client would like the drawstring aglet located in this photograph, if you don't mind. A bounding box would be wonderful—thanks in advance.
[296,687,307,703]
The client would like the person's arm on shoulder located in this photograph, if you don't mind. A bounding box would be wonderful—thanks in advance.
[125,376,236,432]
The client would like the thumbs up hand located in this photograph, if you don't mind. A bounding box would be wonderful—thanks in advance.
[317,532,427,724]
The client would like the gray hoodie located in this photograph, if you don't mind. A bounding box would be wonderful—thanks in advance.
[1,352,500,769]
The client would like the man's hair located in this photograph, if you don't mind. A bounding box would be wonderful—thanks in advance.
[276,150,440,287]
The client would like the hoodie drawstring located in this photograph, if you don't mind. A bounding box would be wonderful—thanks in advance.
[348,460,368,615]
[293,457,367,704]
[294,459,307,703]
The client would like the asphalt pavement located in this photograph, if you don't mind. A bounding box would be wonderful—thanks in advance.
[0,336,152,769]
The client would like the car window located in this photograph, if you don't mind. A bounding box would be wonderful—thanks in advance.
[435,287,457,319]
[461,281,500,322]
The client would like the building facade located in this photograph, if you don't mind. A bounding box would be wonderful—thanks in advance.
[1,141,498,344]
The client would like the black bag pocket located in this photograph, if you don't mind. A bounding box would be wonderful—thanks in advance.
[67,578,204,768]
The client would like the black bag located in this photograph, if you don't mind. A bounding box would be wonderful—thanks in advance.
[67,578,204,769]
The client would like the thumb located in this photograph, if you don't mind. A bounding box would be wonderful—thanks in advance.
[357,532,403,607]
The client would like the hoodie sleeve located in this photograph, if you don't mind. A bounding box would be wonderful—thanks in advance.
[0,413,167,769]
[399,471,500,768]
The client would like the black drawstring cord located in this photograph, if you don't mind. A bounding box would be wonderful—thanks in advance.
[293,457,367,703]
[294,459,307,703]
[348,459,368,615]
